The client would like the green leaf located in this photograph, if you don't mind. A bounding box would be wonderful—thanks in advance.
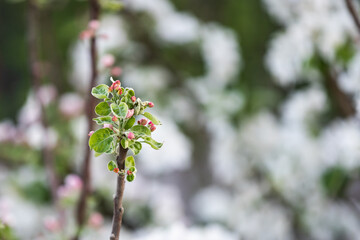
[124,117,136,130]
[94,152,103,157]
[131,125,151,137]
[91,84,109,99]
[89,128,114,153]
[111,102,128,118]
[107,160,117,171]
[125,88,135,97]
[125,156,135,168]
[143,112,161,125]
[129,141,142,155]
[142,137,163,150]
[93,116,113,125]
[129,166,136,172]
[95,102,111,116]
[126,173,136,182]
[121,138,129,149]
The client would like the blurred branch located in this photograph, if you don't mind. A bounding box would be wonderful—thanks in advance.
[73,0,100,238]
[27,0,59,203]
[345,0,360,34]
[324,69,355,117]
[110,145,128,240]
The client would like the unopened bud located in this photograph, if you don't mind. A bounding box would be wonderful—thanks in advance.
[139,118,148,126]
[150,124,156,132]
[103,124,113,130]
[88,131,94,136]
[131,96,136,102]
[126,109,134,118]
[111,67,122,76]
[112,116,118,122]
[148,102,154,108]
[127,170,133,175]
[113,168,119,173]
[127,132,135,140]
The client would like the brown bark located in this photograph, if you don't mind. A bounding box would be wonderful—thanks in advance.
[345,0,360,35]
[27,0,59,201]
[73,0,100,238]
[110,145,128,240]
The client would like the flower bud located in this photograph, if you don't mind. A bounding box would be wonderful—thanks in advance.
[88,212,103,229]
[148,102,154,108]
[88,131,94,136]
[148,121,153,125]
[139,118,148,126]
[111,67,122,76]
[127,132,135,140]
[150,124,156,132]
[113,168,119,173]
[131,96,136,102]
[112,116,118,122]
[126,109,134,118]
[127,170,133,175]
[101,54,115,68]
[88,20,100,30]
[103,124,113,130]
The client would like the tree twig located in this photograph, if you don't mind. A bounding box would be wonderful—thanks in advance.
[27,0,59,202]
[73,0,100,238]
[110,145,128,240]
[345,0,360,35]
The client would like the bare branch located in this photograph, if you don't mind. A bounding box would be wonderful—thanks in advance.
[345,0,360,34]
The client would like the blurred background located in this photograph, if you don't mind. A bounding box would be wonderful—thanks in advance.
[2,0,360,239]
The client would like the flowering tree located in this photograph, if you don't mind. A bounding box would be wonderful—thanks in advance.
[88,78,162,239]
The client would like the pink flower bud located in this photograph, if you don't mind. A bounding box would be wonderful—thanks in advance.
[109,80,121,92]
[88,212,104,229]
[139,118,148,126]
[103,124,113,130]
[150,124,156,132]
[101,54,115,68]
[127,132,135,140]
[131,96,136,102]
[111,67,122,76]
[88,20,100,30]
[113,168,119,173]
[148,102,154,108]
[79,30,94,40]
[44,216,61,232]
[112,116,118,122]
[148,121,153,125]
[65,174,83,191]
[127,170,133,175]
[126,109,134,118]
[88,131,94,136]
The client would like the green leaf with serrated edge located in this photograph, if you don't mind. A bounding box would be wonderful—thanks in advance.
[95,102,111,116]
[89,128,114,153]
[91,84,109,99]
[126,173,135,182]
[107,160,117,171]
[142,137,163,150]
[143,112,161,125]
[121,138,129,149]
[111,102,128,118]
[131,125,151,137]
[93,116,113,125]
[125,156,135,168]
[129,141,142,155]
[124,117,136,130]
[94,152,103,157]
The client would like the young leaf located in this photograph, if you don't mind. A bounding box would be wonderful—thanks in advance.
[125,88,135,97]
[131,125,151,137]
[89,128,114,153]
[95,102,111,116]
[111,102,128,118]
[107,160,117,171]
[124,117,136,130]
[143,112,161,125]
[142,137,163,150]
[125,156,135,168]
[129,141,142,155]
[94,152,103,157]
[121,138,129,149]
[93,116,113,125]
[91,84,109,99]
[126,173,135,182]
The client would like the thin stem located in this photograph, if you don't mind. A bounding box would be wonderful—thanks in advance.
[345,0,360,35]
[110,145,128,240]
[27,0,59,202]
[73,0,100,238]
